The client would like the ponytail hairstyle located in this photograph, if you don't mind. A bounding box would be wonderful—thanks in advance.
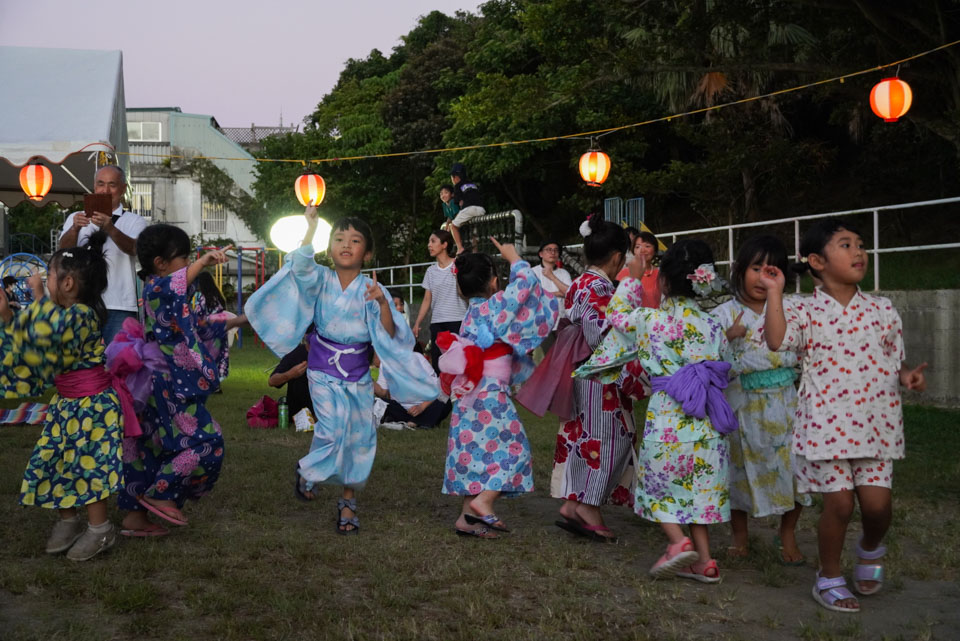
[792,218,862,279]
[730,235,790,298]
[658,238,716,298]
[454,251,497,299]
[580,213,629,265]
[49,230,110,324]
[136,224,191,281]
[195,271,227,310]
[432,229,456,258]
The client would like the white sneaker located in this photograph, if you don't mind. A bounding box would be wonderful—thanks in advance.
[66,524,117,561]
[45,519,85,554]
[380,421,407,431]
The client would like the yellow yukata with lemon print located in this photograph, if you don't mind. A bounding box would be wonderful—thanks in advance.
[1,299,123,509]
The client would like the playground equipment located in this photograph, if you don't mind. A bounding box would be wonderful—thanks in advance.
[0,252,47,304]
[194,246,283,347]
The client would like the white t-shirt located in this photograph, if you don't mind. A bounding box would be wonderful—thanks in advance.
[60,205,148,312]
[532,264,572,328]
[422,261,468,324]
[379,354,438,410]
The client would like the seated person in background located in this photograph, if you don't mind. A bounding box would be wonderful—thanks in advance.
[440,184,458,230]
[374,346,450,430]
[2,276,21,311]
[391,294,409,325]
[268,331,311,418]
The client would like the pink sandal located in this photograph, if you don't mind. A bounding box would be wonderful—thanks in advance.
[137,497,188,526]
[649,537,700,578]
[676,559,721,583]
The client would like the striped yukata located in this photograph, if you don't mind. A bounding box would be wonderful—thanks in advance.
[550,270,638,507]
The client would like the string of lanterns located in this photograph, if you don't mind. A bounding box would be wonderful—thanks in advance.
[14,75,917,202]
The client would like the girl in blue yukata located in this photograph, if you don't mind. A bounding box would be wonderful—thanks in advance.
[439,238,558,538]
[117,225,244,536]
[245,205,438,535]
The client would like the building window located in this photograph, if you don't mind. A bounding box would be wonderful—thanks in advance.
[128,121,162,142]
[130,182,153,221]
[202,198,227,235]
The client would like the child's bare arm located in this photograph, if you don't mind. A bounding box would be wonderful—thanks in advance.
[187,247,231,286]
[759,266,786,350]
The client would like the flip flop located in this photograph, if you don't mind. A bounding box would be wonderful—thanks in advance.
[554,518,617,543]
[464,513,510,533]
[455,527,499,539]
[581,523,619,544]
[120,523,171,538]
[137,497,188,526]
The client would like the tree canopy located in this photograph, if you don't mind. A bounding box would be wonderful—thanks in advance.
[252,0,960,265]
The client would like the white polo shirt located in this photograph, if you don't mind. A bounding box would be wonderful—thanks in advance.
[60,205,148,312]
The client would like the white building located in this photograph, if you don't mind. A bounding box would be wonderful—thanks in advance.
[126,107,263,246]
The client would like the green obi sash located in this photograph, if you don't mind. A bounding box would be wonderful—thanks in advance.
[739,367,796,391]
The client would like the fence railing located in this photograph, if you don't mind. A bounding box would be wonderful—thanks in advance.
[372,196,960,297]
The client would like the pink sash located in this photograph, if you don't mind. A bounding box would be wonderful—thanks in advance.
[515,319,592,421]
[53,365,141,437]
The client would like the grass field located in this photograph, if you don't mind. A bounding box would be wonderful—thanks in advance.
[1,346,958,641]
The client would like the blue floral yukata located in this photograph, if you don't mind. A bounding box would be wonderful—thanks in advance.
[2,300,124,509]
[119,268,226,511]
[442,260,558,497]
[245,244,437,490]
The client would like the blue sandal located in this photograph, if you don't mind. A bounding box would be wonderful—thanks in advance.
[812,573,860,613]
[336,497,359,535]
[464,512,510,533]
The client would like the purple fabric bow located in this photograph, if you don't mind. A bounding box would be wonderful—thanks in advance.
[650,360,739,435]
[104,316,168,412]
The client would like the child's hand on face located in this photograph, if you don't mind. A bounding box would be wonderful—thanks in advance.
[900,362,928,392]
[365,271,388,306]
[726,310,747,341]
[758,265,784,292]
[628,253,648,280]
[489,237,521,264]
[26,272,44,300]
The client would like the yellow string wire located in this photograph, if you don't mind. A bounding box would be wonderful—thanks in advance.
[115,39,960,166]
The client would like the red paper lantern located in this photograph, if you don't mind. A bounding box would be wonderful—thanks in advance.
[870,78,913,122]
[294,171,325,207]
[579,150,611,187]
[19,163,53,201]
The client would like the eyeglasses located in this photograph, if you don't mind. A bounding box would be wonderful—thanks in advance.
[541,247,560,253]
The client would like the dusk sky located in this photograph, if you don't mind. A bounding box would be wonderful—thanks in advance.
[0,0,482,128]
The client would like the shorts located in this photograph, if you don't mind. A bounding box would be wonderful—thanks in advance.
[452,206,486,227]
[795,456,893,493]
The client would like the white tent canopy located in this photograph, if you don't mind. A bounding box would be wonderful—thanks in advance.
[0,46,129,208]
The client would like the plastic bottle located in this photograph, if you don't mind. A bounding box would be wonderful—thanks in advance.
[278,396,289,430]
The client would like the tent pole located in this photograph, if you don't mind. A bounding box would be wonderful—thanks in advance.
[59,165,92,194]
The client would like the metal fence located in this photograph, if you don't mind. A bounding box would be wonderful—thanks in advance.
[363,197,960,297]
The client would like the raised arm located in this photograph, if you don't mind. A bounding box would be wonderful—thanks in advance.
[758,266,786,350]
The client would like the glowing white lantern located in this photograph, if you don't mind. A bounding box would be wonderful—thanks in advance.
[269,215,333,253]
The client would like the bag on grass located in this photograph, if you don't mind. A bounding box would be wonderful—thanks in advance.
[246,395,278,429]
